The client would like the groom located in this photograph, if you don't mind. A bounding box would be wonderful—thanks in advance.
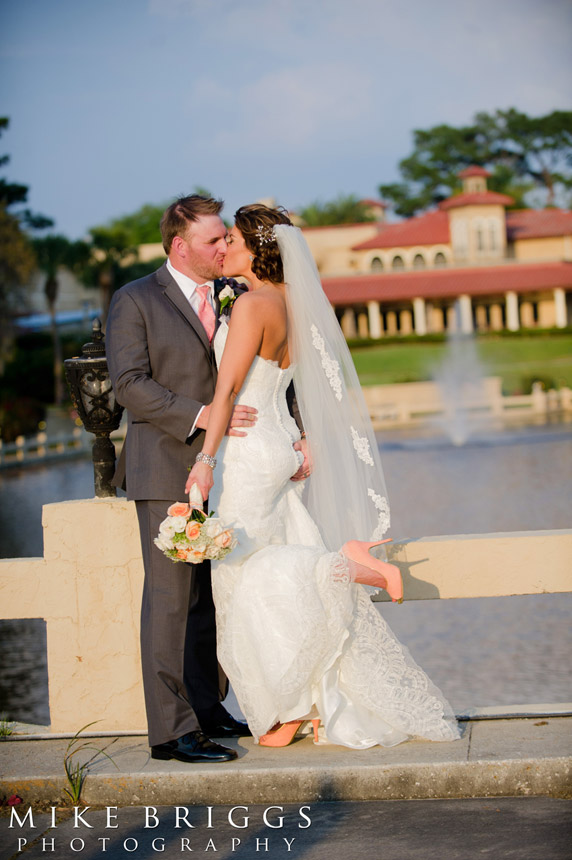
[106,195,257,763]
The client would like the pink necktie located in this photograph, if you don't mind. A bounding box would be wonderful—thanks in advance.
[195,284,216,341]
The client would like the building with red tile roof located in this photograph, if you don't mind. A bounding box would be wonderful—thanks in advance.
[299,168,572,337]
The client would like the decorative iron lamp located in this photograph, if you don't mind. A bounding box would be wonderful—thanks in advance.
[64,319,124,497]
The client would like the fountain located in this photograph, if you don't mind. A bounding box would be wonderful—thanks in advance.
[433,300,488,446]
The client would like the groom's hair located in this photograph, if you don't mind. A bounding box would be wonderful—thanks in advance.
[161,194,224,254]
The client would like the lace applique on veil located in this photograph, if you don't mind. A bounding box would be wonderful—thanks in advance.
[351,426,374,466]
[311,324,343,401]
[368,488,391,539]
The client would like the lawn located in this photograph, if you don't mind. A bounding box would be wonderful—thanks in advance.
[350,334,572,394]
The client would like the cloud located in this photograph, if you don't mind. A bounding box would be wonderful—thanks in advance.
[190,62,373,153]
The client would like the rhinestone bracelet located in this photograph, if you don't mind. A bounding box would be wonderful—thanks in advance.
[195,451,217,469]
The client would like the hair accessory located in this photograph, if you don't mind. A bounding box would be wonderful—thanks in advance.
[256,224,276,245]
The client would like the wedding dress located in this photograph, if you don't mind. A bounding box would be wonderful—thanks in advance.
[209,318,459,748]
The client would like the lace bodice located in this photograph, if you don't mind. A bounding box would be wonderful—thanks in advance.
[213,321,303,486]
[214,320,295,426]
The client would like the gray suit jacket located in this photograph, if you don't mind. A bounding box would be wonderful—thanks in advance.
[106,263,227,501]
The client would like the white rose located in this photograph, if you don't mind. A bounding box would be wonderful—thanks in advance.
[169,516,188,533]
[203,517,223,537]
[159,520,176,539]
[154,535,173,551]
[218,285,235,300]
[205,544,220,559]
[192,542,207,555]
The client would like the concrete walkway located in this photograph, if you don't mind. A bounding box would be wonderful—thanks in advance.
[1,716,570,808]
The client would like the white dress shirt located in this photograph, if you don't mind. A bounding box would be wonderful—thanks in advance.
[166,258,216,435]
[166,258,216,315]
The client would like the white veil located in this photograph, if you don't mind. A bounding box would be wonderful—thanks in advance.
[275,225,390,553]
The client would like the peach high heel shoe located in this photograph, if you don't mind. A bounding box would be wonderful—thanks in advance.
[258,719,320,747]
[342,539,403,603]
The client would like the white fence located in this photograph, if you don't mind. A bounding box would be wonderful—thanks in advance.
[363,378,572,429]
[0,428,90,467]
[2,380,570,467]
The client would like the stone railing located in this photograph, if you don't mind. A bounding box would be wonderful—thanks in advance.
[363,377,572,429]
[0,428,90,467]
[5,379,566,469]
[0,498,570,733]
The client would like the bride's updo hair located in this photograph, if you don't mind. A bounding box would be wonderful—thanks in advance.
[234,204,293,284]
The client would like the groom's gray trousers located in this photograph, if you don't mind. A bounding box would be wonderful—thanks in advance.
[136,499,223,747]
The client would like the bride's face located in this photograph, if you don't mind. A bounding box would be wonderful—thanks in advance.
[223,226,252,278]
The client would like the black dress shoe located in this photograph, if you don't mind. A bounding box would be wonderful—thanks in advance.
[151,731,238,763]
[200,711,252,738]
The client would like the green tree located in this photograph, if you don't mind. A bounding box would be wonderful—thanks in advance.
[32,234,80,405]
[0,117,54,229]
[379,109,572,217]
[475,108,572,207]
[0,204,36,372]
[72,225,137,322]
[106,202,167,245]
[299,194,377,227]
[0,118,28,209]
[105,188,218,245]
[0,117,55,371]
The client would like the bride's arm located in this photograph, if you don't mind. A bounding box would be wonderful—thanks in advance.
[185,295,263,500]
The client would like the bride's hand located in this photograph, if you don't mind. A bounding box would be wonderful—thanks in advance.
[291,437,312,482]
[185,462,214,501]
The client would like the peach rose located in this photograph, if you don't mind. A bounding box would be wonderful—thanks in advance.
[168,502,191,518]
[214,530,232,549]
[176,549,188,560]
[185,521,202,541]
[188,549,206,562]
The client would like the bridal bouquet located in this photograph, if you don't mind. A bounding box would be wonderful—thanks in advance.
[154,485,237,564]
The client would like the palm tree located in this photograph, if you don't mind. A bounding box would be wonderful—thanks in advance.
[81,225,138,322]
[32,235,76,405]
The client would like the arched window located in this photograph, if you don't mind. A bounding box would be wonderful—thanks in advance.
[434,252,447,267]
[413,254,426,269]
[392,255,404,270]
[371,256,383,272]
[452,219,468,258]
[474,218,486,253]
[488,218,499,251]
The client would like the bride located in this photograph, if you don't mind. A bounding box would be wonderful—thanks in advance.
[186,204,459,749]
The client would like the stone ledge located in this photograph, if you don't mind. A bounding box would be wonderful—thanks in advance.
[1,718,570,805]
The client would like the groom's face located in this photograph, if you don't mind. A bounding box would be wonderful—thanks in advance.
[175,214,228,281]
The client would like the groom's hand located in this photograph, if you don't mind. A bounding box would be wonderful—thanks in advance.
[291,437,312,481]
[196,403,258,437]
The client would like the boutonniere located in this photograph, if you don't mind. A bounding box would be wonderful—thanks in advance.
[217,278,240,317]
[218,284,236,312]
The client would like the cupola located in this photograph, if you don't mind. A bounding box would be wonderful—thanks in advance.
[458,166,491,194]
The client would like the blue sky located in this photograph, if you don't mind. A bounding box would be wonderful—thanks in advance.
[2,0,571,238]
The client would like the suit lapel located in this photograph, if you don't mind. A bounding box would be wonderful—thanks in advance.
[157,264,212,355]
[213,279,224,335]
